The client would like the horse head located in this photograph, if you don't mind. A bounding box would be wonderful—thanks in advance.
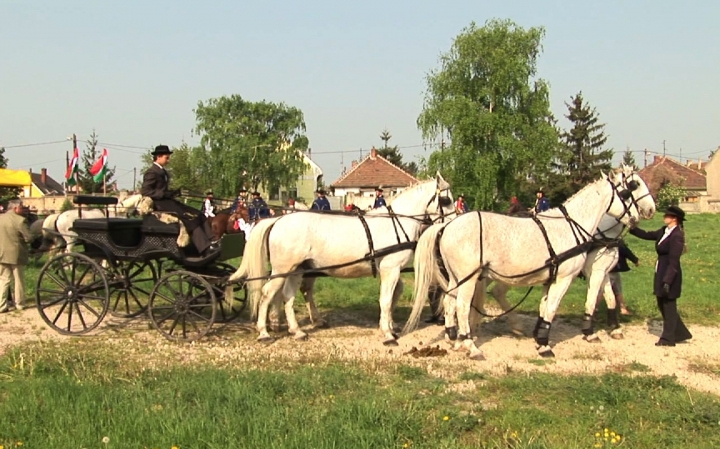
[605,171,640,227]
[619,164,655,219]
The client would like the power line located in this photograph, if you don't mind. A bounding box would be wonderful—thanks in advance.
[2,140,68,149]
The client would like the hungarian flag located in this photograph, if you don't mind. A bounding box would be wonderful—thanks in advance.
[65,147,80,186]
[90,148,108,182]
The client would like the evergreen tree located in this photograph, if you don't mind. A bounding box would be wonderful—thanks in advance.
[78,130,116,193]
[375,129,418,175]
[548,92,613,203]
[622,148,638,170]
[0,146,20,201]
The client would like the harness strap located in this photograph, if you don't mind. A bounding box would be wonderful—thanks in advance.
[356,214,377,277]
[386,205,410,244]
[530,213,559,285]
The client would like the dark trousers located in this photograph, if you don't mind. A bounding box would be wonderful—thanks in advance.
[656,296,692,344]
[429,287,443,317]
[154,199,213,253]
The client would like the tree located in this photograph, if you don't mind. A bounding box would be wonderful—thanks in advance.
[0,146,20,201]
[194,95,309,198]
[376,129,419,176]
[139,143,208,194]
[417,19,558,209]
[78,130,116,194]
[657,182,686,209]
[548,92,613,203]
[622,148,638,170]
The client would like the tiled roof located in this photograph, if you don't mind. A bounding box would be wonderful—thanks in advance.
[30,172,65,195]
[331,149,418,188]
[638,156,706,196]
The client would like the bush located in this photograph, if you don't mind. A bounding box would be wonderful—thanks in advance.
[59,198,74,212]
[656,183,686,209]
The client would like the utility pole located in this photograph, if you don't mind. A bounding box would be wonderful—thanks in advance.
[679,147,683,164]
[644,148,648,168]
[662,140,666,157]
[65,150,70,197]
[133,167,137,192]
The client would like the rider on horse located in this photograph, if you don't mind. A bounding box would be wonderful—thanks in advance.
[373,187,387,209]
[248,192,272,221]
[312,189,331,211]
[141,145,218,256]
[202,191,216,218]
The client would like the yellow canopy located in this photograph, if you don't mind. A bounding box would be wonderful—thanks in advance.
[0,168,33,187]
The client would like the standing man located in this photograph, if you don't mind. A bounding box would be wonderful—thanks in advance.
[141,145,217,255]
[248,192,271,221]
[202,191,216,218]
[312,189,331,211]
[533,189,550,214]
[373,187,387,209]
[455,195,468,214]
[0,199,32,312]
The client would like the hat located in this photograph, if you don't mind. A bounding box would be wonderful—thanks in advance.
[252,191,261,196]
[663,205,686,221]
[376,187,384,192]
[206,190,213,196]
[151,145,173,156]
[316,189,326,195]
[239,188,247,193]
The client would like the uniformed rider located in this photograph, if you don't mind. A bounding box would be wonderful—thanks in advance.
[141,145,218,255]
[248,192,272,221]
[372,187,387,209]
[312,189,331,211]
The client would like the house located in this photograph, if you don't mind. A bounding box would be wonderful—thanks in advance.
[331,147,418,209]
[637,156,707,200]
[258,150,323,204]
[22,168,66,198]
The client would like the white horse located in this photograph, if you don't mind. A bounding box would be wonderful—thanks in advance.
[484,165,656,341]
[228,173,454,345]
[39,193,143,255]
[405,171,640,359]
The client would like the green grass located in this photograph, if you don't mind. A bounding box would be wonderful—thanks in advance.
[1,342,719,449]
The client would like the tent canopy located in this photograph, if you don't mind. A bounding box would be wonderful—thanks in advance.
[0,168,32,187]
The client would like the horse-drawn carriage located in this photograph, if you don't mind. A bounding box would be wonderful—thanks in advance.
[35,195,247,342]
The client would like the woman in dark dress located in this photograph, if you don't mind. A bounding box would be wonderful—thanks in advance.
[629,205,691,346]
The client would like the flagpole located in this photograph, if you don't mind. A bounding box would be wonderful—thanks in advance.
[72,133,77,194]
[103,172,107,195]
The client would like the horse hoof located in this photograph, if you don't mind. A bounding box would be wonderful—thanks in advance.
[383,339,399,347]
[583,335,601,344]
[538,348,555,358]
[257,336,274,344]
[469,352,486,361]
[391,333,399,340]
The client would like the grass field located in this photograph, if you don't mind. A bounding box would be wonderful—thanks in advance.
[3,214,720,448]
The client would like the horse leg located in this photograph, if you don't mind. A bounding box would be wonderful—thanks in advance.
[456,280,485,360]
[603,276,623,339]
[301,277,327,328]
[378,269,401,345]
[443,290,458,342]
[389,278,404,334]
[535,277,574,357]
[582,264,607,343]
[282,275,307,340]
[268,296,284,333]
[256,277,286,342]
[490,282,523,336]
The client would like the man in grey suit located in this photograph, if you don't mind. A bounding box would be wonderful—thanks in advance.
[0,199,32,312]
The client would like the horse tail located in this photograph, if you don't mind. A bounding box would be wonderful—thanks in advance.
[403,223,447,335]
[228,217,280,320]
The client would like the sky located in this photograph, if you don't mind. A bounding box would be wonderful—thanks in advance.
[1,0,718,190]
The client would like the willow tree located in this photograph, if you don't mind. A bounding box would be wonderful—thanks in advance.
[417,19,558,209]
[194,95,309,198]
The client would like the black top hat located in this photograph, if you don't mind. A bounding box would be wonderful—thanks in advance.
[664,205,686,221]
[376,187,384,192]
[252,191,261,196]
[239,188,247,193]
[206,190,213,196]
[316,189,326,195]
[151,145,173,156]
[536,188,544,194]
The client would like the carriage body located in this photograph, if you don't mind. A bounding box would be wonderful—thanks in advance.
[35,195,247,341]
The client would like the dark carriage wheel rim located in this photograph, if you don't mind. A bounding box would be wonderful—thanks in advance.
[35,253,110,336]
[212,262,247,323]
[108,260,158,318]
[148,270,217,342]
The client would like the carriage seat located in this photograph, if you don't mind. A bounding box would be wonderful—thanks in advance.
[135,197,191,248]
[72,218,144,248]
[73,195,119,206]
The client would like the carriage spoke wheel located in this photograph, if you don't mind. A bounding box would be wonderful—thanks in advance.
[35,253,110,335]
[108,260,158,318]
[148,271,217,342]
[211,262,247,323]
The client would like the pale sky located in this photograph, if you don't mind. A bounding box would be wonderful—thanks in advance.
[1,0,718,190]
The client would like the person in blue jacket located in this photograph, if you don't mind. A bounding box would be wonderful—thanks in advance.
[534,189,550,213]
[312,189,331,211]
[248,191,271,221]
[373,188,387,209]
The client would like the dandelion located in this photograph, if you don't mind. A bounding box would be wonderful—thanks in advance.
[329,395,335,400]
[102,436,110,444]
[594,444,601,448]
[599,405,604,411]
[595,432,600,437]
[172,447,179,449]
[616,435,622,441]
[443,416,450,421]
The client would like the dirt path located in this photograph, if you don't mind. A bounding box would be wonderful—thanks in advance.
[2,306,719,396]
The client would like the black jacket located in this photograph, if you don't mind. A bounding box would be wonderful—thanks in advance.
[610,242,639,273]
[141,163,173,201]
[629,226,685,299]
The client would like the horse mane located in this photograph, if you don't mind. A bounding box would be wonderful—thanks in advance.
[538,175,610,218]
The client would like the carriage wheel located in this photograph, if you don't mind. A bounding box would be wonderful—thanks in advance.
[148,270,217,342]
[35,253,110,335]
[211,262,248,323]
[108,260,158,318]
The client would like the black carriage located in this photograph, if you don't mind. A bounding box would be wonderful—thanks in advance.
[35,195,247,341]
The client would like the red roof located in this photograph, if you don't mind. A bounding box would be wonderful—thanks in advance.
[638,156,707,196]
[332,148,418,188]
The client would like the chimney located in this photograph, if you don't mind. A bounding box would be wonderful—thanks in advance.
[351,160,358,168]
[370,146,377,159]
[654,155,662,164]
[41,168,47,185]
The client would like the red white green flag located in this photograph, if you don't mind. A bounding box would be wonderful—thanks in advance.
[90,148,108,182]
[65,147,80,186]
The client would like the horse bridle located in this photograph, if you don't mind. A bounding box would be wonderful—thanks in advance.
[423,188,455,225]
[596,174,643,239]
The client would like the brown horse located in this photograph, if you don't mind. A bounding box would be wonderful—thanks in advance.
[209,206,251,241]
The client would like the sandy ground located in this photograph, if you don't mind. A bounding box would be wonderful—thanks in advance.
[1,305,719,397]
